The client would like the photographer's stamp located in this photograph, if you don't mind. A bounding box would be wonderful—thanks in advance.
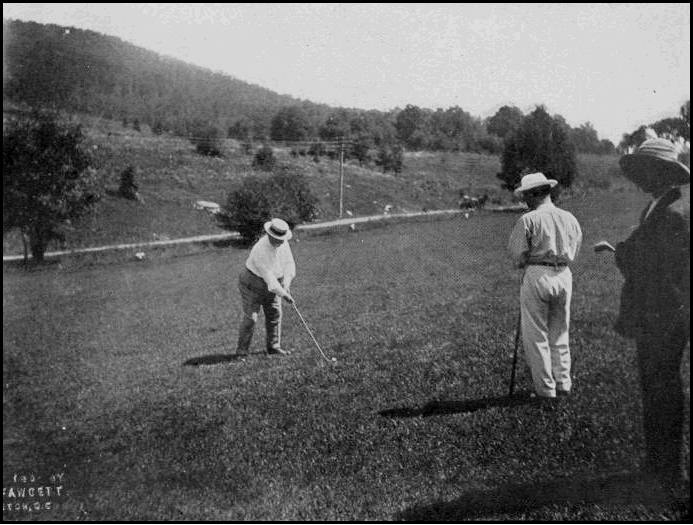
[3,471,66,514]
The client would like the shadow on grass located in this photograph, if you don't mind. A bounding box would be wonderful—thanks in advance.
[183,351,267,366]
[379,393,536,418]
[396,471,690,521]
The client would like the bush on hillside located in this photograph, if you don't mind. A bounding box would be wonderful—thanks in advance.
[118,165,144,202]
[219,168,318,242]
[376,144,404,174]
[190,125,222,157]
[253,145,276,171]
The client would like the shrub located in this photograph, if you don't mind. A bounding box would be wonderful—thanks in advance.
[375,143,404,174]
[190,125,222,157]
[220,168,318,242]
[253,145,276,171]
[118,166,143,202]
[308,142,326,162]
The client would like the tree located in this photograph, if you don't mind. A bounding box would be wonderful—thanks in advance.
[497,106,577,193]
[570,122,601,153]
[270,106,312,142]
[651,117,689,143]
[3,111,100,262]
[395,104,431,150]
[487,105,524,139]
[319,109,351,141]
[619,125,650,152]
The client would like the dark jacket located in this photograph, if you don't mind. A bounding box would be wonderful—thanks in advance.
[615,184,690,339]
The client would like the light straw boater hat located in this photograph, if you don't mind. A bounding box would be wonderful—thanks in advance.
[619,138,690,186]
[514,172,558,197]
[264,218,292,240]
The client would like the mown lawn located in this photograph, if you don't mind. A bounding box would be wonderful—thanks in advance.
[3,185,689,521]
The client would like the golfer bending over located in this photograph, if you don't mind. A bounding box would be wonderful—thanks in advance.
[236,218,295,356]
[508,173,583,399]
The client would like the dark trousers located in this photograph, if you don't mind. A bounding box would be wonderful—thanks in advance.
[237,269,282,354]
[636,325,688,485]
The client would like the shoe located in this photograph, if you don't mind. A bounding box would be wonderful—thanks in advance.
[529,392,557,400]
[267,347,289,355]
[529,392,560,409]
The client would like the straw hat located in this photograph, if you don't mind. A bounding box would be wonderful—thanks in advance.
[620,138,690,185]
[264,218,292,240]
[514,172,558,197]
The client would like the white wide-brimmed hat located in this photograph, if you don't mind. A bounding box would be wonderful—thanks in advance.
[264,218,292,240]
[514,172,558,196]
[619,138,690,186]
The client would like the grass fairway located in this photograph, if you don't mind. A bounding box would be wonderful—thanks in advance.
[3,186,689,521]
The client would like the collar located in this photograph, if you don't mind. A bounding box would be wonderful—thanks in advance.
[533,200,555,212]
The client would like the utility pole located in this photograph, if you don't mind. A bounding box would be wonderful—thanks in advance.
[338,138,345,218]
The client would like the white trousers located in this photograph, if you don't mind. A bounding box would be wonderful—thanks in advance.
[520,265,573,397]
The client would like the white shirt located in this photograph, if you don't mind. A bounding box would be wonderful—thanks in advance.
[508,201,583,268]
[246,235,296,296]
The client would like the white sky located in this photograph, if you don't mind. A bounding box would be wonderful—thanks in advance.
[3,3,690,144]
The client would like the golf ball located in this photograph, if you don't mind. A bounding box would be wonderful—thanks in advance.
[331,357,337,362]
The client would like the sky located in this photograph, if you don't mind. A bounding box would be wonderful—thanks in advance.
[3,3,690,144]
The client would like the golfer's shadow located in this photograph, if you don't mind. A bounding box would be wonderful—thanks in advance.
[379,393,534,418]
[182,352,265,366]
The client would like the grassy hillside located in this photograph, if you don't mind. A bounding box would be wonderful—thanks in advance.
[3,186,688,521]
[2,115,624,257]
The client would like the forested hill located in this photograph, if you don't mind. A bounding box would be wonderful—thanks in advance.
[2,18,332,137]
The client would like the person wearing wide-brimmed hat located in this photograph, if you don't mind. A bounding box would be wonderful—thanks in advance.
[601,138,690,490]
[236,218,296,356]
[508,172,583,400]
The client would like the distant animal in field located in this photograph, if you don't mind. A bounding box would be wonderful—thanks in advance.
[458,192,488,210]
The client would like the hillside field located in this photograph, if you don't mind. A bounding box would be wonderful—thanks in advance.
[3,116,625,257]
[3,180,689,520]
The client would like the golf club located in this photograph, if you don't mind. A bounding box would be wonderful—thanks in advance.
[508,310,521,397]
[291,302,337,364]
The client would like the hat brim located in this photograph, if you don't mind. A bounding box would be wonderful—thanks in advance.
[514,179,558,197]
[620,154,690,185]
[264,221,292,240]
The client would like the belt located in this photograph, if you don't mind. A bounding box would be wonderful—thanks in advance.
[528,262,568,268]
[246,267,283,280]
